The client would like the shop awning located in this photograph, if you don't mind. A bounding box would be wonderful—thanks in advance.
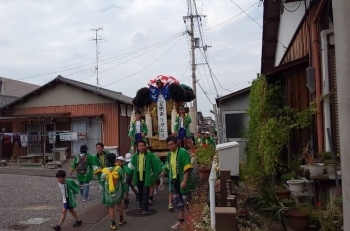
[0,113,71,121]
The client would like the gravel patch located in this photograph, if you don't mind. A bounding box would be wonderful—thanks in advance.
[0,174,101,231]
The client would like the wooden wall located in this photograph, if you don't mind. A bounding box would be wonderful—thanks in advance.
[285,63,311,157]
[280,0,321,65]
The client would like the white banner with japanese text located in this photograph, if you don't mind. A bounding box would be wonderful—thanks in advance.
[157,94,168,140]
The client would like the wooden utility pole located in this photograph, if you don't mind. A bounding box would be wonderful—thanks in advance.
[332,0,350,229]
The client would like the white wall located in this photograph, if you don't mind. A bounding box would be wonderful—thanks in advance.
[274,1,310,66]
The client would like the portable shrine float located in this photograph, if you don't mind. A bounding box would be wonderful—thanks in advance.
[130,75,197,158]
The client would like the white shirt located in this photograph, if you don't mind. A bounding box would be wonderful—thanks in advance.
[136,121,141,133]
[58,183,67,203]
[180,117,184,128]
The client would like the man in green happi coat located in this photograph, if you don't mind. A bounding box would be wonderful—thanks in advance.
[127,140,163,215]
[128,110,148,153]
[203,131,215,146]
[165,135,194,230]
[92,142,110,192]
[173,106,192,148]
[70,145,93,202]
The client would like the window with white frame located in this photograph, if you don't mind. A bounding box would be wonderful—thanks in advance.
[120,104,127,116]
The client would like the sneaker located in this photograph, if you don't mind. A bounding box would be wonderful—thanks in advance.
[154,190,158,195]
[72,220,83,227]
[110,224,117,230]
[141,210,148,215]
[138,207,142,210]
[83,199,87,202]
[52,225,61,231]
[119,219,126,226]
[148,199,153,205]
[171,221,181,230]
[168,204,174,211]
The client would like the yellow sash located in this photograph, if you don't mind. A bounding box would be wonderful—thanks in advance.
[102,166,120,193]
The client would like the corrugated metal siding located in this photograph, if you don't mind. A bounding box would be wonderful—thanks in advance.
[329,49,339,154]
[12,103,119,147]
[218,91,250,112]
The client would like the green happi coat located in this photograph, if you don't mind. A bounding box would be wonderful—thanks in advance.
[150,154,166,184]
[204,137,215,145]
[101,166,124,206]
[70,153,94,182]
[92,151,110,181]
[61,179,80,208]
[174,114,192,138]
[166,148,194,194]
[128,119,148,144]
[128,151,163,187]
[195,137,203,146]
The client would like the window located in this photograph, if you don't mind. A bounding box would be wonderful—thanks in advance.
[127,105,133,117]
[225,112,249,139]
[120,104,127,116]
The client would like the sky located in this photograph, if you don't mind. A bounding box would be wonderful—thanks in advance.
[0,0,263,118]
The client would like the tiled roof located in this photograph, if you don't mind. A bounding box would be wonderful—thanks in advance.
[0,95,19,107]
[1,75,133,109]
[55,76,132,104]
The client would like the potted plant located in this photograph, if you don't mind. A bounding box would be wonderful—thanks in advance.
[318,151,332,162]
[287,179,305,193]
[196,145,215,181]
[305,154,324,176]
[300,206,320,231]
[285,208,309,231]
[275,184,291,201]
[281,173,295,182]
[323,160,338,174]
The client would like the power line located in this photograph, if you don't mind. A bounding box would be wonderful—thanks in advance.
[229,0,287,49]
[209,54,244,89]
[100,37,183,88]
[197,80,213,104]
[206,1,260,30]
[4,34,185,96]
[22,32,185,80]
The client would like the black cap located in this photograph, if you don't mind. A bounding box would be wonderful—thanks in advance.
[80,145,88,152]
[106,153,117,167]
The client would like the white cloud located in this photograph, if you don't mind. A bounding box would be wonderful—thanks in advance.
[0,0,263,117]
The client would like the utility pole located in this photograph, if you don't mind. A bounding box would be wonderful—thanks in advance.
[332,0,350,229]
[183,0,201,131]
[90,27,105,87]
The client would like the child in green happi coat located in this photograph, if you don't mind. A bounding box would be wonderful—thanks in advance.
[52,170,82,231]
[101,153,126,230]
[70,145,93,202]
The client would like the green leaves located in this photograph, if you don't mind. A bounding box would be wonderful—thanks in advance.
[244,75,316,184]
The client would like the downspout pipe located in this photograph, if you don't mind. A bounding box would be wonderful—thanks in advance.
[312,0,327,153]
[321,29,334,152]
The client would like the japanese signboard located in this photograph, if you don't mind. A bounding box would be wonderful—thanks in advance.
[157,94,168,140]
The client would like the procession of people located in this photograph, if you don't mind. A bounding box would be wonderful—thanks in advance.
[53,104,216,230]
